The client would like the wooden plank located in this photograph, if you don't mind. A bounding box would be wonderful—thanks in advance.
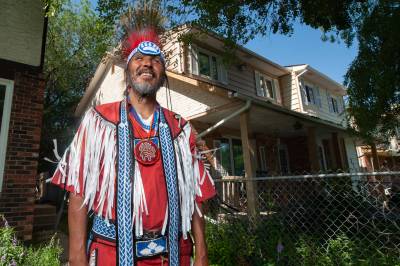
[240,112,258,217]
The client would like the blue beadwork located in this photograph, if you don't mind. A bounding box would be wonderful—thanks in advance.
[117,100,134,266]
[130,106,159,131]
[159,111,180,266]
[92,216,116,240]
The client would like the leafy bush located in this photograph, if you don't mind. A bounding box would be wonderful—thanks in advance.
[206,218,400,266]
[0,215,62,266]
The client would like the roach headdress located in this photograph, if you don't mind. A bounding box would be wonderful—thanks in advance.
[122,28,164,66]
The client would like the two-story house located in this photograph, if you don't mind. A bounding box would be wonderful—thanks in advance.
[0,0,47,241]
[75,26,360,182]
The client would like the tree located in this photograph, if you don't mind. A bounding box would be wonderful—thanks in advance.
[167,0,369,45]
[40,0,115,172]
[345,0,400,143]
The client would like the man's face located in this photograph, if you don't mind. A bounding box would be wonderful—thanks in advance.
[127,52,165,97]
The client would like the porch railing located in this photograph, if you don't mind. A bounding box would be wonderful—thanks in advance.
[205,171,400,265]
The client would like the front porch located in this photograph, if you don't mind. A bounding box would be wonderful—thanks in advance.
[190,101,354,179]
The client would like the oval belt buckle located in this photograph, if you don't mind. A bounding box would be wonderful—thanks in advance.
[134,140,160,165]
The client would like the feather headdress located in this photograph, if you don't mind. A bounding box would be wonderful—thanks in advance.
[120,1,166,64]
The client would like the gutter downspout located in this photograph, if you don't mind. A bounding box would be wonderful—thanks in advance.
[197,100,251,139]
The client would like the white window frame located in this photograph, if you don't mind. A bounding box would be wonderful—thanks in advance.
[300,80,322,108]
[0,78,14,192]
[188,45,228,84]
[255,71,276,100]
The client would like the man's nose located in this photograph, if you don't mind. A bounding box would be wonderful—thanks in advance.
[142,56,153,67]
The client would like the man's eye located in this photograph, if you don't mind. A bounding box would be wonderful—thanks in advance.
[153,57,162,64]
[134,56,143,60]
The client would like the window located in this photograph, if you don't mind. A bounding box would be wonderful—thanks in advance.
[188,45,228,83]
[214,138,244,176]
[318,145,327,171]
[255,71,275,99]
[214,139,231,177]
[331,97,339,113]
[300,80,322,107]
[198,52,218,80]
[327,92,344,114]
[305,85,315,104]
[0,79,14,192]
[278,144,290,174]
[259,146,267,172]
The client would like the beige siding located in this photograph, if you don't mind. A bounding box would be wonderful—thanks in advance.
[227,65,256,96]
[280,72,301,112]
[0,0,44,66]
[163,40,183,73]
[92,63,125,106]
[90,63,230,120]
[301,78,346,125]
[163,33,183,73]
[157,74,231,120]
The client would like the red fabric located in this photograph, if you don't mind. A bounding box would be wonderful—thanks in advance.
[51,101,216,262]
[122,28,161,60]
[89,237,193,266]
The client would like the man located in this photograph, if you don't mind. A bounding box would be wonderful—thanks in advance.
[51,28,216,266]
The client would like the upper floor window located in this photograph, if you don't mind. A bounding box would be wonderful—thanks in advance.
[300,80,322,107]
[188,45,228,84]
[199,52,218,80]
[327,92,344,114]
[255,71,275,99]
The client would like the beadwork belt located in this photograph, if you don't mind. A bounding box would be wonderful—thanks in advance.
[90,216,169,258]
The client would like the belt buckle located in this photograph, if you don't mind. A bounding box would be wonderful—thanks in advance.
[135,235,168,258]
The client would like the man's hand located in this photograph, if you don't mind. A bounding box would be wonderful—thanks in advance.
[192,203,209,266]
[68,194,88,266]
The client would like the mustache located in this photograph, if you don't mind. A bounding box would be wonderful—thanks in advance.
[136,68,155,77]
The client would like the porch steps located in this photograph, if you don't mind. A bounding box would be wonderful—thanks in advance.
[32,204,57,242]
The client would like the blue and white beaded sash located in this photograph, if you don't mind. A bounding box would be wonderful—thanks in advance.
[159,109,180,266]
[116,99,180,266]
[117,99,134,265]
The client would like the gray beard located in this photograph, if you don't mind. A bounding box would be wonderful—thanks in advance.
[127,72,163,98]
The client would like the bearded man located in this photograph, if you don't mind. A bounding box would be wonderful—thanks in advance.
[51,28,216,266]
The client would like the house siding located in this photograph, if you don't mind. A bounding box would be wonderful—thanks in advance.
[301,78,345,125]
[0,71,45,241]
[280,72,301,112]
[163,32,183,73]
[227,65,256,96]
[0,0,44,66]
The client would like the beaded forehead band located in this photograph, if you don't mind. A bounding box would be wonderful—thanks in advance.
[126,41,164,65]
[123,28,165,66]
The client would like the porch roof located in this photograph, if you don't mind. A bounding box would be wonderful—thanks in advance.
[191,91,347,138]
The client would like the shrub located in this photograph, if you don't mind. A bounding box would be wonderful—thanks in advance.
[0,215,62,266]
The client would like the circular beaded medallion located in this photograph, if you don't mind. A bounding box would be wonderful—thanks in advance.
[134,140,160,165]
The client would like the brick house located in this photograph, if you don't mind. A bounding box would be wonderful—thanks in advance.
[0,0,47,241]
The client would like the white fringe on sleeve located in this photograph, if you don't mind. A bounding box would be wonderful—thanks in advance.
[53,108,117,221]
[173,123,206,239]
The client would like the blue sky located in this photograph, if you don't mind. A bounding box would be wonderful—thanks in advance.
[245,22,358,84]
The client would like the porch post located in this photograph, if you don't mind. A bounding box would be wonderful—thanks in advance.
[307,127,320,172]
[239,112,258,217]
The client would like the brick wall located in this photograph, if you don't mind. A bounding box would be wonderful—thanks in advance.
[0,71,45,241]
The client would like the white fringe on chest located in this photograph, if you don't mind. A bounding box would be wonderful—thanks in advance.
[54,108,206,237]
[54,108,117,221]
